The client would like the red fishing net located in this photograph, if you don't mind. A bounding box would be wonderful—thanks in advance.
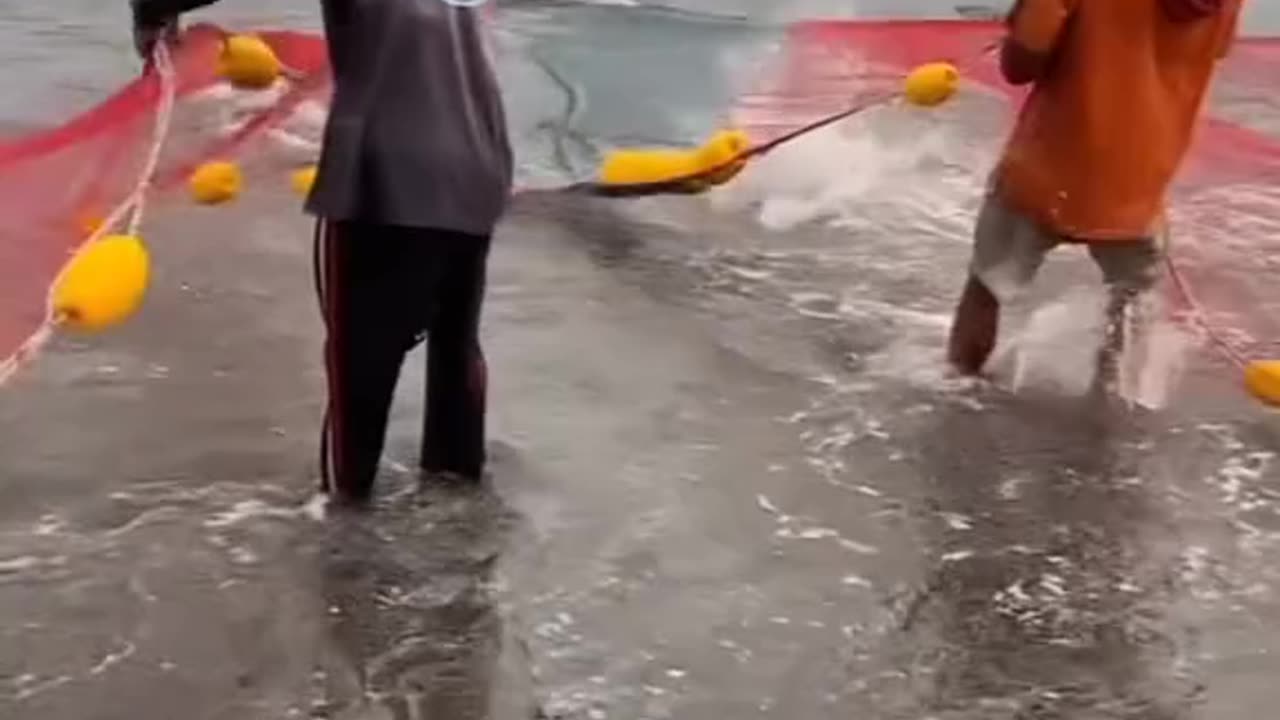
[0,24,329,379]
[1,20,1277,380]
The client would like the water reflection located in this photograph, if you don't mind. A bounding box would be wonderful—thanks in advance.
[312,478,518,719]
[903,390,1196,717]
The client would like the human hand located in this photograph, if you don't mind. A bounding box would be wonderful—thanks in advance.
[133,16,179,63]
[704,157,748,187]
[697,129,751,188]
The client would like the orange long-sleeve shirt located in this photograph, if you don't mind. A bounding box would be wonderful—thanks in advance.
[997,0,1243,240]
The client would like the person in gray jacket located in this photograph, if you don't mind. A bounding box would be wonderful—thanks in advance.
[133,0,515,503]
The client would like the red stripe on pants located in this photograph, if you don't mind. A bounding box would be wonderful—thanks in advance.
[319,220,345,494]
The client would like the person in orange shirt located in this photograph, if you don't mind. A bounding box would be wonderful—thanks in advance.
[947,0,1243,390]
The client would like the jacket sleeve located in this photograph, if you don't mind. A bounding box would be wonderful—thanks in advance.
[131,0,223,27]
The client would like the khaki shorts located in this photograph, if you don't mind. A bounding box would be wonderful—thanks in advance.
[970,191,1163,303]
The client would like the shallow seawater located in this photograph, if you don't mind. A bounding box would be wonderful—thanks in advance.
[2,1,1280,719]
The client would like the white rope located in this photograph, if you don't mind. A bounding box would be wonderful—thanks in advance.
[0,42,178,388]
[128,42,177,236]
[0,324,56,388]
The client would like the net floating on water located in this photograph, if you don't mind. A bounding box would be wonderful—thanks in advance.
[736,20,1280,393]
[0,19,1277,400]
[0,24,329,382]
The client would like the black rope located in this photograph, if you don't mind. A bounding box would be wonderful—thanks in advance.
[566,38,1002,199]
[564,89,900,198]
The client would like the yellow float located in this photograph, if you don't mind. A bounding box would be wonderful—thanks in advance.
[189,160,243,205]
[291,164,318,198]
[598,128,752,188]
[597,61,960,189]
[904,62,961,108]
[51,235,151,332]
[1244,360,1280,406]
[217,33,282,90]
[598,145,700,187]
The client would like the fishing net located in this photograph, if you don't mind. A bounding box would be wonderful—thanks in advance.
[1,19,1277,385]
[738,20,1280,373]
[0,24,329,380]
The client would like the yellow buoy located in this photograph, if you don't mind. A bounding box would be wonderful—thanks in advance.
[1244,360,1280,406]
[598,146,700,186]
[291,165,318,198]
[217,34,282,90]
[598,129,752,188]
[51,235,150,332]
[904,62,961,108]
[189,161,243,205]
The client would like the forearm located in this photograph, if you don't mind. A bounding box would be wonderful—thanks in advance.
[999,0,1070,85]
[131,0,222,27]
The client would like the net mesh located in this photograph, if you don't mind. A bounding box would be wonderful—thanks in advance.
[0,24,329,370]
[1,19,1277,375]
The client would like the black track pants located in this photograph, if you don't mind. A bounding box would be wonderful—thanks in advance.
[316,220,491,500]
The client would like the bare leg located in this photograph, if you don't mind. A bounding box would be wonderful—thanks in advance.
[951,187,1050,377]
[1088,239,1161,401]
[947,275,1001,376]
[1094,286,1131,397]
